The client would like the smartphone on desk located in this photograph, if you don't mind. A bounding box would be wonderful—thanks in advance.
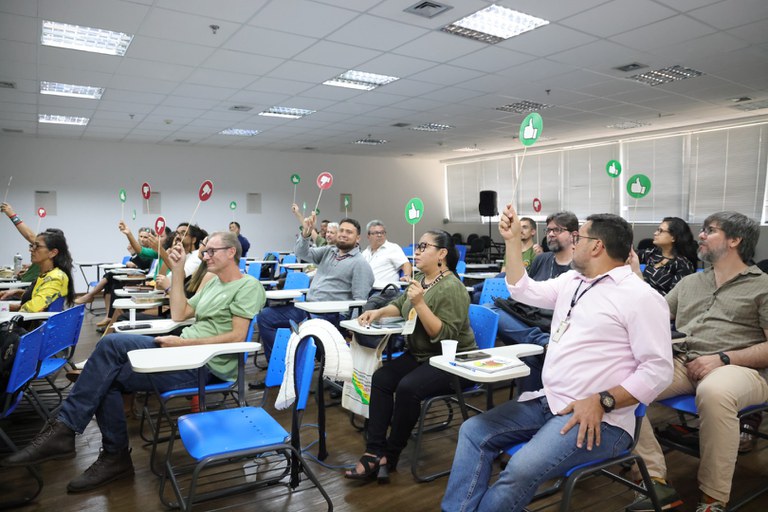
[116,323,153,331]
[454,351,491,362]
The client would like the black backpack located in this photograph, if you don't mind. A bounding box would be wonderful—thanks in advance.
[260,253,277,280]
[0,315,27,404]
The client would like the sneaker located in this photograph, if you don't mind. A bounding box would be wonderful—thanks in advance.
[738,412,762,454]
[695,502,726,512]
[67,448,134,493]
[738,429,756,454]
[626,480,683,511]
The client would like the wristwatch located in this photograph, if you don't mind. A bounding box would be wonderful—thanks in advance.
[599,391,616,413]
[718,352,731,365]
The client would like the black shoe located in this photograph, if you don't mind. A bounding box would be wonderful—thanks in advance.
[67,448,134,493]
[0,419,76,467]
[248,381,266,390]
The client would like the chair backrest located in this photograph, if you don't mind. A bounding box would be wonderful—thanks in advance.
[478,277,510,305]
[239,258,246,272]
[2,324,45,416]
[284,272,310,290]
[456,260,467,281]
[247,262,262,279]
[456,244,467,262]
[402,244,414,257]
[121,255,131,265]
[452,233,464,245]
[282,254,297,265]
[294,338,317,411]
[40,305,85,361]
[47,296,66,312]
[468,304,499,350]
[264,328,291,388]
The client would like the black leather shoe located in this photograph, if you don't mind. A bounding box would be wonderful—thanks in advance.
[67,448,134,493]
[0,420,76,467]
[248,381,266,390]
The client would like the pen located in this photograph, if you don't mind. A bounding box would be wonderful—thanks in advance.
[449,361,476,372]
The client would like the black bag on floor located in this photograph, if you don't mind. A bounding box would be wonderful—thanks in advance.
[0,314,28,403]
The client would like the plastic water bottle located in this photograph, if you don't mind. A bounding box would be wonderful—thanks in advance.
[13,252,22,274]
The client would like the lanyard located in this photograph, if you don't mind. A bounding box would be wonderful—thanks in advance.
[564,275,609,321]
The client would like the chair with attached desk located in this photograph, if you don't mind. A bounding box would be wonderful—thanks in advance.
[502,404,663,512]
[0,324,47,508]
[139,314,261,475]
[27,305,85,418]
[655,394,768,510]
[410,304,500,482]
[47,296,66,312]
[157,335,332,511]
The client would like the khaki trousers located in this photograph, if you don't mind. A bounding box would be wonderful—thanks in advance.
[634,356,768,503]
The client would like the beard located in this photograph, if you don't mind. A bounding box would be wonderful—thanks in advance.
[548,238,563,252]
[335,239,356,252]
[697,242,727,263]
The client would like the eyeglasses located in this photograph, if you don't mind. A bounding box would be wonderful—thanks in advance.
[572,233,600,245]
[29,242,48,250]
[368,231,386,236]
[415,242,442,252]
[201,246,230,258]
[545,227,568,235]
[654,228,670,234]
[700,225,724,236]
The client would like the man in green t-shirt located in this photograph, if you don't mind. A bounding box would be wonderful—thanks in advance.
[2,231,265,494]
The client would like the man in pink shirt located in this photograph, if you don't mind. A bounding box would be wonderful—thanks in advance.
[442,206,674,512]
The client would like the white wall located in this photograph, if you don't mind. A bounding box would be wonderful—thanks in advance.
[0,136,444,291]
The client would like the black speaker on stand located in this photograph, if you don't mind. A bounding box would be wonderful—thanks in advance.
[479,191,498,263]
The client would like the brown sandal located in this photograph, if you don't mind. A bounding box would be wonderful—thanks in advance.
[344,454,381,481]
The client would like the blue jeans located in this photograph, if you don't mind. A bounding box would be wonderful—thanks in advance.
[441,396,632,512]
[485,304,549,393]
[58,334,217,453]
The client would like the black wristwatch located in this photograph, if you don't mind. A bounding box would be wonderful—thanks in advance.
[718,352,731,365]
[599,391,616,413]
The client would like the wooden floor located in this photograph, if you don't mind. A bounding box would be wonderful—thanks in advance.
[2,305,767,512]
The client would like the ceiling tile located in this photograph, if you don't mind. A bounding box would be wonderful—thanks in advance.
[326,14,428,51]
[249,0,359,38]
[223,26,318,59]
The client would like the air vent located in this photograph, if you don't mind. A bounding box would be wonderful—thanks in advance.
[404,1,453,19]
[392,122,410,128]
[303,147,316,150]
[2,128,23,133]
[615,63,647,73]
[173,139,190,143]
[0,81,17,89]
[496,100,551,114]
[228,105,253,112]
[354,137,387,145]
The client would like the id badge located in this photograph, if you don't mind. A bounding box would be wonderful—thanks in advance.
[551,319,569,343]
[402,309,418,335]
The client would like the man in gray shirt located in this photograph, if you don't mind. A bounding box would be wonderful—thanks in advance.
[256,214,374,361]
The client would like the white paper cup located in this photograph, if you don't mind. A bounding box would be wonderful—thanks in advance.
[0,301,10,312]
[441,339,459,361]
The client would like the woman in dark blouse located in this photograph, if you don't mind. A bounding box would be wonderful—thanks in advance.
[631,217,697,295]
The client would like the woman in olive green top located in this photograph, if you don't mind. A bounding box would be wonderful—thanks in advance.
[345,230,476,483]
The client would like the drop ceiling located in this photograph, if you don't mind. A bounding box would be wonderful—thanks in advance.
[1,0,767,159]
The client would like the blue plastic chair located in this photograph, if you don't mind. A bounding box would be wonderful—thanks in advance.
[410,305,500,482]
[281,253,298,271]
[238,258,246,273]
[284,271,310,303]
[456,244,467,262]
[477,277,510,305]
[503,404,663,512]
[656,394,768,510]
[29,305,85,417]
[0,324,46,507]
[47,296,66,312]
[159,336,332,511]
[247,262,262,279]
[140,314,262,475]
[403,244,414,257]
[456,260,467,281]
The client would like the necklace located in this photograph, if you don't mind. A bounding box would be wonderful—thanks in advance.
[421,270,447,290]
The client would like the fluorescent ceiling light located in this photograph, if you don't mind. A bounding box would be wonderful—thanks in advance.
[411,123,453,132]
[453,145,481,152]
[41,20,133,56]
[40,81,104,99]
[39,114,89,126]
[258,106,315,119]
[629,65,703,86]
[323,70,399,91]
[442,5,549,44]
[354,137,387,145]
[606,121,650,130]
[496,100,551,114]
[219,128,259,136]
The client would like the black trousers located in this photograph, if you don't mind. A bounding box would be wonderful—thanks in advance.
[366,351,467,459]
